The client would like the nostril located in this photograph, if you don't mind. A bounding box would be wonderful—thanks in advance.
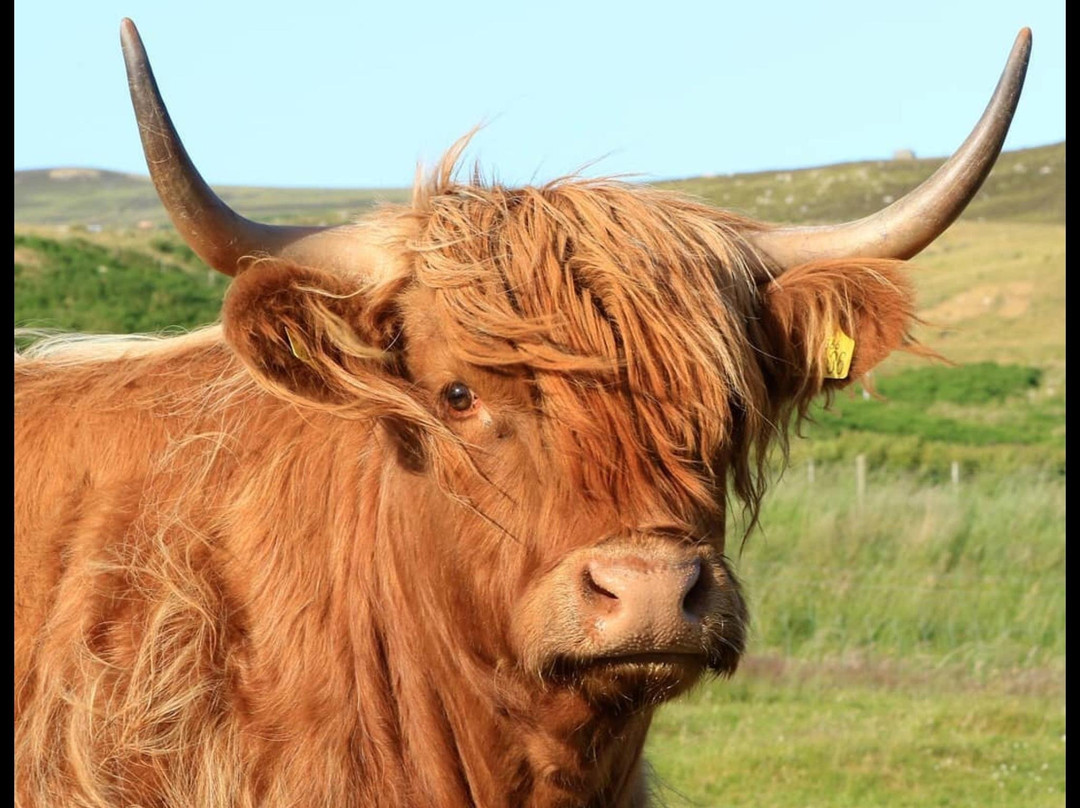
[583,564,619,601]
[680,559,708,621]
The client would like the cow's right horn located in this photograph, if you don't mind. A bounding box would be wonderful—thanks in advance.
[749,28,1031,272]
[120,19,367,277]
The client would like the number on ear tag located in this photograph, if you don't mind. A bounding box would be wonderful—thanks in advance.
[824,327,855,380]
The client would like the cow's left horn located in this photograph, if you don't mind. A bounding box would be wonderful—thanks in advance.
[749,28,1031,271]
[120,19,366,277]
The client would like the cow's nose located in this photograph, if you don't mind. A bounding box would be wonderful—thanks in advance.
[580,556,707,656]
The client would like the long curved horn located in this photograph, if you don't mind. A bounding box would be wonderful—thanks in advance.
[120,19,368,277]
[750,28,1031,270]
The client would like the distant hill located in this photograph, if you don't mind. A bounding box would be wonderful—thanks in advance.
[13,168,410,229]
[659,141,1064,226]
[14,142,1064,229]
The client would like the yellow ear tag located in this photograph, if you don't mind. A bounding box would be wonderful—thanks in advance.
[824,327,855,380]
[284,327,312,364]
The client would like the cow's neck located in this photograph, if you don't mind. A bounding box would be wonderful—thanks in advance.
[494,689,654,808]
[368,608,655,807]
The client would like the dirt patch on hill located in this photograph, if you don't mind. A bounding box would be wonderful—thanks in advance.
[922,282,1033,323]
[47,168,102,181]
[740,653,1064,697]
[14,246,42,268]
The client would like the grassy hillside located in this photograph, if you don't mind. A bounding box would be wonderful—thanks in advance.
[14,231,224,335]
[661,141,1065,225]
[13,142,1065,229]
[14,167,410,228]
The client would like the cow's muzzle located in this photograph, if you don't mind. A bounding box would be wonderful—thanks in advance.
[515,539,746,704]
[580,553,710,659]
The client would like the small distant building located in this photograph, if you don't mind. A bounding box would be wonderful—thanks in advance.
[892,148,916,161]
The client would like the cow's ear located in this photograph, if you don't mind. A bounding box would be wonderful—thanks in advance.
[222,260,402,404]
[760,259,920,400]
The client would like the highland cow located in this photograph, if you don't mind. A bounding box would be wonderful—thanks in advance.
[14,20,1030,807]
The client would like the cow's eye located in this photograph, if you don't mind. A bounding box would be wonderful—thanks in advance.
[444,381,475,413]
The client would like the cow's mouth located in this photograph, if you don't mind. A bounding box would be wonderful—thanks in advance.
[588,652,709,668]
[554,650,708,676]
[547,650,724,709]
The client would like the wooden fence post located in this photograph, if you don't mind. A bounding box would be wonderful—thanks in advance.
[856,454,867,506]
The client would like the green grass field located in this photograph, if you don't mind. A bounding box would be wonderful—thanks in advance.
[14,144,1065,806]
[649,671,1064,807]
[648,468,1065,807]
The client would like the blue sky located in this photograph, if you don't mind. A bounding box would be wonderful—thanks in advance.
[14,1,1064,189]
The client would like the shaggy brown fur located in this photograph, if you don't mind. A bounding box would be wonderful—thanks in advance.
[14,156,918,807]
